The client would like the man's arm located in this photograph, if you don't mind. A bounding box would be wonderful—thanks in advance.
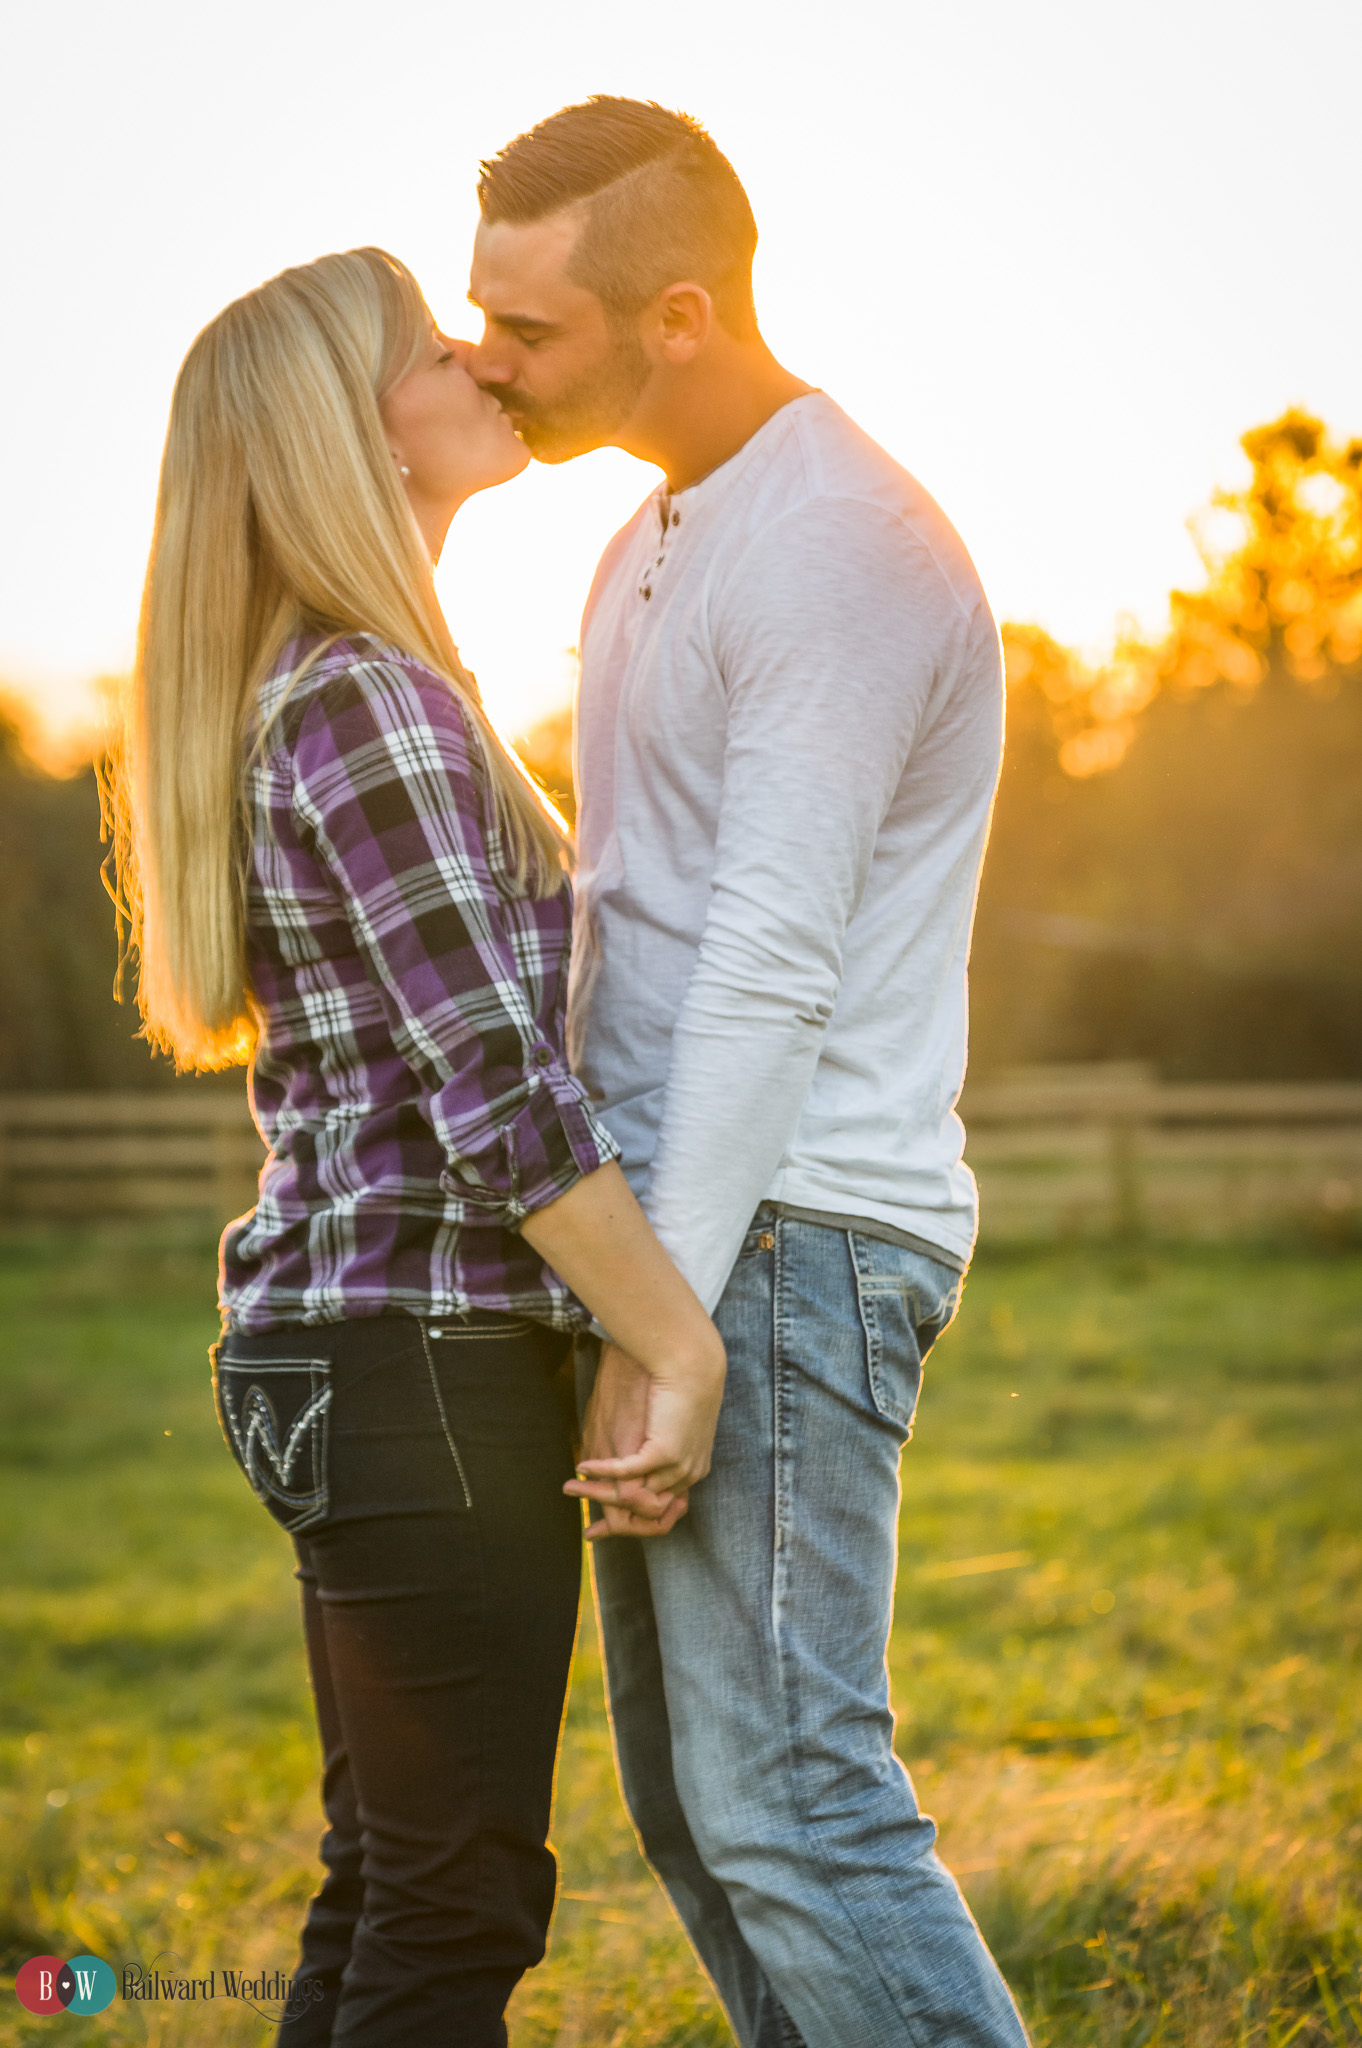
[641,496,968,1310]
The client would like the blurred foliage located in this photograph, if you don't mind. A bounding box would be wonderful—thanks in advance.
[1168,409,1362,694]
[517,703,575,825]
[0,704,165,1091]
[2,410,1359,1088]
[974,411,1362,1078]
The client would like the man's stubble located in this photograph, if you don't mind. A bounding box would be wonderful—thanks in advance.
[487,326,652,464]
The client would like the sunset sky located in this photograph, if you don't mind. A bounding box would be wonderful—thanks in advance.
[2,0,1358,752]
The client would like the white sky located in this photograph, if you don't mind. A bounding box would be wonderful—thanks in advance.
[2,0,1358,751]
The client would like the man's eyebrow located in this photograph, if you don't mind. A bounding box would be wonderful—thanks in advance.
[465,297,558,335]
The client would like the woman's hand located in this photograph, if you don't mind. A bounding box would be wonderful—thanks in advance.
[564,1339,726,1540]
[519,1162,727,1537]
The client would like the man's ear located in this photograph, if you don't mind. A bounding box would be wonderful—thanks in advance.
[647,283,713,365]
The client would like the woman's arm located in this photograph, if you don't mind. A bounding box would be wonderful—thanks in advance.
[521,1160,726,1509]
[288,655,724,1517]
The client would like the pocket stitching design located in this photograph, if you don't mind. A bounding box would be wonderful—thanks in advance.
[240,1383,330,1491]
[217,1357,331,1534]
[851,1271,925,1437]
[417,1324,474,1510]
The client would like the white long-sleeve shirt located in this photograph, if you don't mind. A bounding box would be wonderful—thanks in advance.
[567,392,1003,1314]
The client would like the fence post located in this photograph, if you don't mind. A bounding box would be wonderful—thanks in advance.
[213,1118,249,1226]
[1108,1114,1145,1239]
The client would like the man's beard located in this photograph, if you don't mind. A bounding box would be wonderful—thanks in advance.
[483,330,651,464]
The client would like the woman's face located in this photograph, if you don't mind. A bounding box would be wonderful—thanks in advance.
[380,326,529,547]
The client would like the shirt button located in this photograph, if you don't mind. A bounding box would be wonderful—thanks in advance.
[672,511,680,526]
[533,1045,554,1067]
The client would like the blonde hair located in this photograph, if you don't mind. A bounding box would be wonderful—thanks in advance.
[104,246,567,1071]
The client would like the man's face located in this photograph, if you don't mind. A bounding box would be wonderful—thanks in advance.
[468,213,652,462]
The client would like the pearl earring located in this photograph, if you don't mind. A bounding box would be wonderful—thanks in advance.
[399,464,410,477]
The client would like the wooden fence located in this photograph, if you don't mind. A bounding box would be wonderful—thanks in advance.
[0,1067,1360,1241]
[0,1092,265,1227]
[961,1064,1362,1243]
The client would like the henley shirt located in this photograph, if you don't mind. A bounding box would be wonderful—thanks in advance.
[567,392,1003,1313]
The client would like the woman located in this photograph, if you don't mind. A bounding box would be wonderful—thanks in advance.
[106,247,725,2046]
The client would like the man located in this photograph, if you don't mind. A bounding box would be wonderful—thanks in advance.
[469,98,1029,2048]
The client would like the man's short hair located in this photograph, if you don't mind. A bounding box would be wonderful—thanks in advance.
[478,97,759,339]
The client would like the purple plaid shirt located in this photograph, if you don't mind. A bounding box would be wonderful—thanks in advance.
[219,636,619,1332]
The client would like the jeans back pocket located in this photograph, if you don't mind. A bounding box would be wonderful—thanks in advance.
[849,1237,963,1439]
[213,1349,331,1534]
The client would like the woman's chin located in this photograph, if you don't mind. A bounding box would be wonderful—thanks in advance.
[450,437,532,504]
[500,438,533,482]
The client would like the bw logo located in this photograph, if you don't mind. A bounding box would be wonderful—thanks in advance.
[15,1954,117,2014]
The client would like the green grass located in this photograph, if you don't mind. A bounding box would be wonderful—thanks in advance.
[1,1227,1359,2046]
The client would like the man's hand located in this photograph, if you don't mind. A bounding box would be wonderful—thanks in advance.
[565,1342,694,1540]
[521,1163,724,1532]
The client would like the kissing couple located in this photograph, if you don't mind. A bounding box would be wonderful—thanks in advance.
[112,95,1030,2048]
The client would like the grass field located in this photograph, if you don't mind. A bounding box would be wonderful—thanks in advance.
[1,1225,1359,2046]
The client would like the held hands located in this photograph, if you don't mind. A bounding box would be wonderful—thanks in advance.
[564,1337,725,1541]
[518,1160,725,1539]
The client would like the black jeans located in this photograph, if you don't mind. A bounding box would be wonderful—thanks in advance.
[213,1311,581,2046]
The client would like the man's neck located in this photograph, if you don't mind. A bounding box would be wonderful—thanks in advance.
[617,339,814,495]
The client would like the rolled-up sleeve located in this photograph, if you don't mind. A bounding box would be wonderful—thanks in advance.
[290,656,618,1224]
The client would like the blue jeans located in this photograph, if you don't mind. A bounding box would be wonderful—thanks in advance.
[588,1209,1029,2048]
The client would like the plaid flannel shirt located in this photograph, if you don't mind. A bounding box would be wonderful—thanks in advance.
[219,636,619,1332]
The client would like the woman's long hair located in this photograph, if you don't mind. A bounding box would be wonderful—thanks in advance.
[104,246,567,1071]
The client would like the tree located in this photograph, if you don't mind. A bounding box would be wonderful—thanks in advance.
[1165,409,1362,695]
[969,413,1362,1078]
[3,412,1358,1088]
[0,702,169,1088]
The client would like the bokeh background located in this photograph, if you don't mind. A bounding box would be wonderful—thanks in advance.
[2,5,1360,2046]
[2,0,1360,1089]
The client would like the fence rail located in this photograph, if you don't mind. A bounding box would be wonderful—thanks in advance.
[0,1092,264,1225]
[1,1070,1360,1240]
[960,1064,1362,1242]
